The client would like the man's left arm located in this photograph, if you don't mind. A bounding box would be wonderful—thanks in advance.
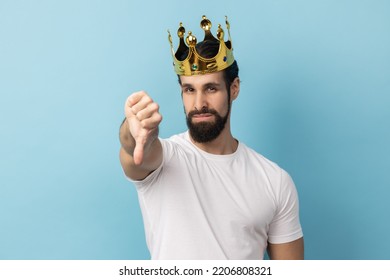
[267,237,304,260]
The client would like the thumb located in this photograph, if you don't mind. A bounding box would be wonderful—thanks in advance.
[133,138,145,165]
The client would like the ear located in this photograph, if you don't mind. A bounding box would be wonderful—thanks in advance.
[230,77,240,101]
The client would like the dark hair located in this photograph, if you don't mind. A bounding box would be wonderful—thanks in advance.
[177,40,239,92]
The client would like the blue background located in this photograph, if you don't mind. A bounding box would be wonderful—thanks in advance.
[1,0,389,260]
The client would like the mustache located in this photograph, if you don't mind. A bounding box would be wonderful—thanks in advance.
[187,107,218,118]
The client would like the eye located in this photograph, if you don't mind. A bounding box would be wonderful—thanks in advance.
[183,87,194,94]
[206,86,217,93]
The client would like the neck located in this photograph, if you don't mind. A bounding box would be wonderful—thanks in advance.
[189,122,238,155]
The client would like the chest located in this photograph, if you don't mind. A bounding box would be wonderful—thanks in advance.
[157,156,278,231]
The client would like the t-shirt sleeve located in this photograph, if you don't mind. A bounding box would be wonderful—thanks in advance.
[124,138,171,191]
[267,170,303,244]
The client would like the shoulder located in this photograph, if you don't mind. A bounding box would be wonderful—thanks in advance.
[160,131,196,157]
[238,142,295,192]
[159,131,188,145]
[238,142,284,174]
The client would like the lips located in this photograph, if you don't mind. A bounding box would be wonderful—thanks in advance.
[193,113,214,119]
[188,108,218,122]
[192,113,215,122]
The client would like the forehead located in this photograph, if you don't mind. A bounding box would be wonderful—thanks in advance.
[180,71,224,86]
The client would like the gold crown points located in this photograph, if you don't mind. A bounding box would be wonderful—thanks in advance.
[168,15,234,76]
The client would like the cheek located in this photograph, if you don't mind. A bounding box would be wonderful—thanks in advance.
[215,96,229,113]
[182,100,191,115]
[182,96,194,112]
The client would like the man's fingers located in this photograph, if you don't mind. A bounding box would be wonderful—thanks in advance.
[130,95,153,115]
[140,112,163,130]
[125,91,159,123]
[123,91,162,166]
[135,102,160,121]
[126,91,146,107]
[125,91,147,119]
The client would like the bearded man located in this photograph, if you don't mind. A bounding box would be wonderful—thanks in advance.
[119,16,304,260]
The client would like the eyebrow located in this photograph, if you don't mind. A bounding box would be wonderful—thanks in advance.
[181,82,222,88]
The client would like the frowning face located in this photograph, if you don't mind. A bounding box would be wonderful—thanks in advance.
[180,71,231,143]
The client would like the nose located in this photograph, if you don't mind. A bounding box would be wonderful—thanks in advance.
[194,92,207,110]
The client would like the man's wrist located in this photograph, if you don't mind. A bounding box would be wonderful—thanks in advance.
[119,119,136,155]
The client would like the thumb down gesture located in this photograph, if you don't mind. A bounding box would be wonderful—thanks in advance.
[125,91,162,165]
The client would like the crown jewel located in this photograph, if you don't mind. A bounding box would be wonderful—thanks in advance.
[168,15,234,76]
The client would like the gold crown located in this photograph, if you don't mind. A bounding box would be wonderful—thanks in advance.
[168,15,234,76]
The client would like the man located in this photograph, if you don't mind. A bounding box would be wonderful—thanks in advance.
[119,16,304,259]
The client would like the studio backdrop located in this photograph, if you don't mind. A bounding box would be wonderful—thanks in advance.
[0,0,389,259]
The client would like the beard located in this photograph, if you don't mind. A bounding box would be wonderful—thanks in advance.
[185,105,230,143]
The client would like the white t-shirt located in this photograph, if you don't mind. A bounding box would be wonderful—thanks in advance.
[128,132,303,259]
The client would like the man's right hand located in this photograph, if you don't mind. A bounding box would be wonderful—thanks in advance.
[124,91,162,165]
